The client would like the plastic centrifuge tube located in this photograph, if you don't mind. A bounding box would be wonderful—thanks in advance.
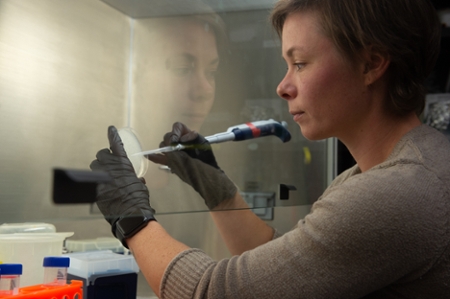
[43,257,70,286]
[0,263,22,295]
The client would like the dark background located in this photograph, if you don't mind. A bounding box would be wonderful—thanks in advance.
[338,0,450,174]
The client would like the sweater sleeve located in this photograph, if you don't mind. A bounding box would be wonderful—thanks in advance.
[160,163,449,299]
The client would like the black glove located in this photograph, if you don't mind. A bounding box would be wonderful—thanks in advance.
[146,122,237,210]
[90,126,156,247]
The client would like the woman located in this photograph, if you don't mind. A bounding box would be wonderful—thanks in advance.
[91,0,450,298]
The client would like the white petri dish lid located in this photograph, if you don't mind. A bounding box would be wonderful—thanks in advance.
[118,127,149,178]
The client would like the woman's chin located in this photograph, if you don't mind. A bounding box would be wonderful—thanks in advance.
[300,126,328,141]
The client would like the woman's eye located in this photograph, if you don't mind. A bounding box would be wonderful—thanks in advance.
[285,63,305,72]
[171,66,193,77]
[294,63,304,71]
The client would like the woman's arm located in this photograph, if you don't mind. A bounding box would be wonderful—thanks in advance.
[127,221,189,298]
[128,192,275,297]
[210,192,276,255]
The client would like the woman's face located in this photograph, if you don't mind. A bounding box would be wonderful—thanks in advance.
[277,11,369,141]
[137,19,219,133]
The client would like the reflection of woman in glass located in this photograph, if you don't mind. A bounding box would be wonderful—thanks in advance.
[133,14,226,131]
[132,12,227,190]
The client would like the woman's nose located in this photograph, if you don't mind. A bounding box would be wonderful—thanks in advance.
[190,71,215,102]
[276,74,297,101]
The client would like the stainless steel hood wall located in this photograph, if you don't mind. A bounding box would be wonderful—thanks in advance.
[0,0,131,222]
[100,0,277,18]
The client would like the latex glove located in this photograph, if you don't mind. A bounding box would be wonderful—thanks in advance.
[147,122,238,210]
[90,126,155,228]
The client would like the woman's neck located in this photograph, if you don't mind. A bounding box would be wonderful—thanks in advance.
[342,113,421,172]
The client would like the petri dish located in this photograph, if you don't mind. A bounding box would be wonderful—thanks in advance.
[117,127,149,177]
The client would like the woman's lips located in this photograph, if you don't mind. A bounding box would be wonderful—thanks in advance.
[291,111,304,122]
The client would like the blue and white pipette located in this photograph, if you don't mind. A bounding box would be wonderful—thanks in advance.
[131,119,291,156]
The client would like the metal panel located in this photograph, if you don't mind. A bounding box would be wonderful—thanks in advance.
[100,0,277,18]
[0,0,130,222]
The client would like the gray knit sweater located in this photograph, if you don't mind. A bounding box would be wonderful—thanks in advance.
[160,124,450,299]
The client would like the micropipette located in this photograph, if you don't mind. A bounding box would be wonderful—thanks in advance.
[131,119,291,156]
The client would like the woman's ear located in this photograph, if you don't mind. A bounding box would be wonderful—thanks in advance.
[361,47,390,86]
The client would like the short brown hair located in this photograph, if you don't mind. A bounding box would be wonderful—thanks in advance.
[271,0,442,116]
